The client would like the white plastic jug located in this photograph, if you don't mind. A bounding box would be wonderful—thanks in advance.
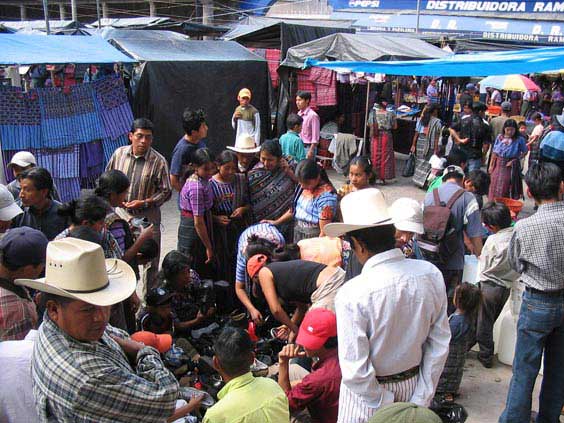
[462,255,480,285]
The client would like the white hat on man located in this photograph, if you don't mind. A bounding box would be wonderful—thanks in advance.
[15,238,136,306]
[325,188,392,238]
[0,185,22,221]
[227,133,261,154]
[7,151,36,169]
[389,198,424,235]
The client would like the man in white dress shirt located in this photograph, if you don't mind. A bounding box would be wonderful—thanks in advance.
[325,188,450,423]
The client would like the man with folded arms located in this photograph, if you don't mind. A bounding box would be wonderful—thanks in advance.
[16,238,201,422]
[325,188,450,423]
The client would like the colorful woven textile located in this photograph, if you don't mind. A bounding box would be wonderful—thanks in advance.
[102,135,128,167]
[54,177,81,203]
[93,76,133,140]
[0,87,41,150]
[38,84,105,148]
[36,145,80,179]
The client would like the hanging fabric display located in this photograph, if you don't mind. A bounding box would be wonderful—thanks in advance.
[0,77,133,203]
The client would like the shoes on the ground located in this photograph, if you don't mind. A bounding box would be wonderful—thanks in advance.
[477,355,493,368]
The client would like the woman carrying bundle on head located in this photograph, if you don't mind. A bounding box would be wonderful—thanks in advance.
[263,159,337,243]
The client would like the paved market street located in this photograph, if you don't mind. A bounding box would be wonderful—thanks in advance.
[158,164,548,423]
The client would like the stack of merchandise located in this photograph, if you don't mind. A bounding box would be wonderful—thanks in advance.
[0,76,132,202]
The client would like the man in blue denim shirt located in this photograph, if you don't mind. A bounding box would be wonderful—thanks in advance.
[500,162,564,423]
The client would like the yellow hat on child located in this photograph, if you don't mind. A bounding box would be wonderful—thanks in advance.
[238,88,252,99]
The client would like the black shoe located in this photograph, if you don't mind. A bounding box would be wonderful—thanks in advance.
[478,355,493,368]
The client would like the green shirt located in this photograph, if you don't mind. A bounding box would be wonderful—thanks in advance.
[279,130,306,162]
[426,174,443,193]
[203,372,290,423]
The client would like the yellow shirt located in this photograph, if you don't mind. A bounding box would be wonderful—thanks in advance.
[203,372,290,423]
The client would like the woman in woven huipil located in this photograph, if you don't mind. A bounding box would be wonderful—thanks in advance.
[367,100,397,183]
[411,103,443,188]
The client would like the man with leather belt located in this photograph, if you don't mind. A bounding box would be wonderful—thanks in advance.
[106,118,172,299]
[325,188,450,423]
[500,162,564,423]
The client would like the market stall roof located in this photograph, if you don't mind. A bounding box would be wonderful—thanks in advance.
[305,46,564,77]
[101,29,263,62]
[281,33,449,69]
[224,17,354,57]
[0,20,89,35]
[0,33,136,65]
[90,17,230,36]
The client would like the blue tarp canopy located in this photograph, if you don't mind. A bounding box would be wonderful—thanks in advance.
[0,33,136,65]
[305,46,564,76]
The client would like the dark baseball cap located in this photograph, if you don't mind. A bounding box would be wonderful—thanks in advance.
[146,287,173,307]
[501,101,512,111]
[0,227,48,267]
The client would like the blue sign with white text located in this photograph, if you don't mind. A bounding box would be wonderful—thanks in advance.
[330,0,564,13]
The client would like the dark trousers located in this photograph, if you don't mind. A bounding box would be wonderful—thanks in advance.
[440,268,463,315]
[477,280,510,360]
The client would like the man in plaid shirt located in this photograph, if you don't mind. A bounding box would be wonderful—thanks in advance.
[16,238,202,422]
[0,227,48,341]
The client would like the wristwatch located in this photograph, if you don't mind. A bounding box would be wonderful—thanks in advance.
[144,200,149,209]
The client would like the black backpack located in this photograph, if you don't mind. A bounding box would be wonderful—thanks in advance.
[419,188,465,266]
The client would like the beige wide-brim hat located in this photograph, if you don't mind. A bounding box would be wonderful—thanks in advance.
[389,197,424,235]
[227,134,260,154]
[325,188,392,237]
[15,238,136,306]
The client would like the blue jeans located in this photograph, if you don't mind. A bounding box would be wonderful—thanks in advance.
[499,289,564,423]
[467,158,483,171]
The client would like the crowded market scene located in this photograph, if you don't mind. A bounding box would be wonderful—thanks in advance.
[1,1,564,422]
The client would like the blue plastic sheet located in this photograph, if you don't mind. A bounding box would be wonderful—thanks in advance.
[0,34,135,65]
[305,46,564,77]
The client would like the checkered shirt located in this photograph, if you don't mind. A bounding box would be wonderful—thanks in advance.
[32,316,179,422]
[509,201,564,291]
[0,284,37,341]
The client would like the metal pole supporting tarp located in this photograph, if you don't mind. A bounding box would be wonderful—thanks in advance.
[42,0,50,34]
[363,81,371,155]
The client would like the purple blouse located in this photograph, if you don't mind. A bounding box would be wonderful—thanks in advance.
[179,174,214,215]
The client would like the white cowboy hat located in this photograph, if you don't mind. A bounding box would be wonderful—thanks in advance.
[389,198,424,235]
[227,134,260,154]
[325,188,392,237]
[15,238,136,306]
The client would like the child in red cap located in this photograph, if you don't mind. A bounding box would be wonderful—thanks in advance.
[277,308,341,423]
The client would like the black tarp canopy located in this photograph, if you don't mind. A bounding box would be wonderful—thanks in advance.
[280,32,450,68]
[224,17,354,59]
[91,17,230,37]
[102,30,270,159]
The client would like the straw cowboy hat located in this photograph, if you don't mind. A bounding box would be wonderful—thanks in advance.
[227,134,261,154]
[15,238,136,306]
[325,188,392,237]
[389,198,424,235]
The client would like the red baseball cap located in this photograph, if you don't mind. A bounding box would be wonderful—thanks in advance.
[131,331,172,353]
[296,308,337,350]
[246,254,268,279]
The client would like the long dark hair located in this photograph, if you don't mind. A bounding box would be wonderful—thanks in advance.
[502,119,519,140]
[95,170,130,199]
[295,159,334,191]
[58,194,110,226]
[420,103,440,127]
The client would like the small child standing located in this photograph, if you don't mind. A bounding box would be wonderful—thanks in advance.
[232,88,261,147]
[436,282,482,402]
[279,113,306,162]
[476,201,520,368]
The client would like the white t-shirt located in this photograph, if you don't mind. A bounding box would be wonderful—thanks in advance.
[0,330,39,423]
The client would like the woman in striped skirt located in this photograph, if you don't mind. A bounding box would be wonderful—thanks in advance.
[368,100,397,183]
[411,103,443,188]
[210,150,250,283]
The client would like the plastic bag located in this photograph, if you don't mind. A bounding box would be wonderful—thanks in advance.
[430,399,468,423]
[403,153,416,177]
